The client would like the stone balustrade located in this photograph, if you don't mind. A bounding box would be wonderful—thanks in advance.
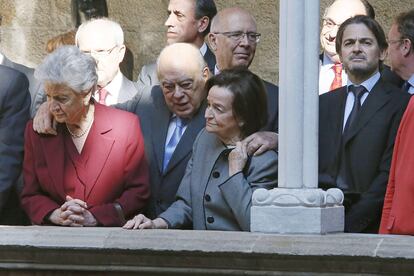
[0,226,413,275]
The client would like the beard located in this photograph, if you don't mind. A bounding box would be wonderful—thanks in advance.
[345,59,379,81]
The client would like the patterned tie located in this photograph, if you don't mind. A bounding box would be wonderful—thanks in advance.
[343,85,366,134]
[402,81,411,93]
[163,117,187,172]
[98,88,109,105]
[330,63,343,91]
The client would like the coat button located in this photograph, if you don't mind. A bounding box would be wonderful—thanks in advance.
[212,171,220,178]
[207,216,214,223]
[205,194,211,202]
[156,199,162,205]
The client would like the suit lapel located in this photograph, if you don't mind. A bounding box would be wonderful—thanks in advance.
[150,87,171,174]
[41,128,66,197]
[344,79,392,144]
[118,75,138,103]
[204,47,216,73]
[164,103,206,175]
[196,132,227,195]
[81,103,115,199]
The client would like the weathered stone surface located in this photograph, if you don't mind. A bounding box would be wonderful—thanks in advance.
[0,226,413,275]
[1,0,411,83]
[251,205,344,233]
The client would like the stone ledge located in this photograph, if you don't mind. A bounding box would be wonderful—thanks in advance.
[0,226,413,275]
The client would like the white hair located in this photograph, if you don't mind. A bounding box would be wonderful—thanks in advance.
[75,17,124,46]
[35,45,98,93]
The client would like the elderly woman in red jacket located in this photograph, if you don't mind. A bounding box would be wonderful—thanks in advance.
[21,46,150,226]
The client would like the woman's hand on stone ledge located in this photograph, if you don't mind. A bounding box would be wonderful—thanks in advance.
[123,214,168,230]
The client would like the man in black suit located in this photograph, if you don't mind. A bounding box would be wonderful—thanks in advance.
[318,15,410,233]
[136,0,217,92]
[0,65,31,224]
[208,7,279,155]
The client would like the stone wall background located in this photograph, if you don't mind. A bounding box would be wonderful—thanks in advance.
[0,0,412,84]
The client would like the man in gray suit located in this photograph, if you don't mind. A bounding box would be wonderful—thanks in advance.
[119,43,210,218]
[76,18,139,105]
[137,0,217,92]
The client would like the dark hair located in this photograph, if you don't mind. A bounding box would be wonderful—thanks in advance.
[360,0,375,19]
[395,9,414,54]
[205,67,268,138]
[194,0,217,37]
[335,15,387,65]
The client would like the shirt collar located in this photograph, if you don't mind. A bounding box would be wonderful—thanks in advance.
[199,42,207,56]
[407,74,414,87]
[322,52,336,66]
[347,71,380,93]
[99,70,123,97]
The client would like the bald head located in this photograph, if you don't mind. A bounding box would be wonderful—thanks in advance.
[321,0,372,63]
[157,42,207,78]
[157,43,209,119]
[209,7,258,70]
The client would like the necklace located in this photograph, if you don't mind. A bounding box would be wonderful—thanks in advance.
[66,106,94,138]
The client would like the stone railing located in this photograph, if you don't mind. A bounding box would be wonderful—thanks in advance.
[0,226,413,275]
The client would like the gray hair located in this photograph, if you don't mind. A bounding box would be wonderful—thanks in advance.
[35,45,98,93]
[75,17,124,46]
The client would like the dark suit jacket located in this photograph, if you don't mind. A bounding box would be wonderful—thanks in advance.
[136,46,216,93]
[21,103,150,226]
[116,85,206,218]
[319,77,410,233]
[263,80,279,132]
[0,54,43,117]
[0,65,31,224]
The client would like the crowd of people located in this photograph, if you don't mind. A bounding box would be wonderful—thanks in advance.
[0,0,413,235]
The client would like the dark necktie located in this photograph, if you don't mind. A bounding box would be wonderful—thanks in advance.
[336,85,366,191]
[343,85,366,134]
[402,81,411,93]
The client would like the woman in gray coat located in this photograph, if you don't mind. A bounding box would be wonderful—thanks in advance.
[124,68,278,231]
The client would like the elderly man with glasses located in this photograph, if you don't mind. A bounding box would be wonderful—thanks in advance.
[75,18,139,106]
[208,7,279,156]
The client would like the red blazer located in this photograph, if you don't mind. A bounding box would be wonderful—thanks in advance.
[21,103,150,226]
[380,96,414,235]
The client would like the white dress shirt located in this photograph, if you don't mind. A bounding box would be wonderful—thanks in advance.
[94,70,123,106]
[342,71,380,131]
[319,53,348,95]
[406,74,414,94]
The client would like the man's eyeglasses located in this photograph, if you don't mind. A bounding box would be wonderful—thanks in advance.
[322,18,341,29]
[82,45,118,57]
[213,31,261,43]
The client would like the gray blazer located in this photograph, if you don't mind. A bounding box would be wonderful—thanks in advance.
[159,129,278,231]
[0,54,43,117]
[117,74,140,103]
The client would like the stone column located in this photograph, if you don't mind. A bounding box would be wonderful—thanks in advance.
[251,0,344,234]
